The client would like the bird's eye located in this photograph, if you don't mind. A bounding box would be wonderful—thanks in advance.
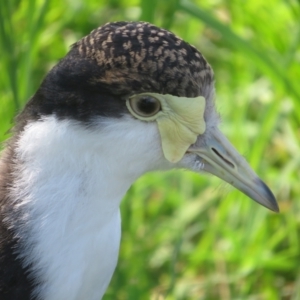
[129,95,161,118]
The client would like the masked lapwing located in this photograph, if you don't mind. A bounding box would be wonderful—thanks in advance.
[0,21,278,300]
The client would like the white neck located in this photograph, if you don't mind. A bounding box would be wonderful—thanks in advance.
[10,115,168,300]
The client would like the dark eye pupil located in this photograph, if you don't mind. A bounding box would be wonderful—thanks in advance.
[137,97,158,114]
[129,95,161,117]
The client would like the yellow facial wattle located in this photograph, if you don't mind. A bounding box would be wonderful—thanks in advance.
[126,93,206,163]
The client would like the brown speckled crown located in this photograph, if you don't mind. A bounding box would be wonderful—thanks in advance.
[18,21,216,126]
[73,21,214,97]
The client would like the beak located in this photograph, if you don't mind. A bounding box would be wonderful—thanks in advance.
[188,127,279,212]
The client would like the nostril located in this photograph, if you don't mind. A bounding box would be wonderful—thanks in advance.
[211,148,235,168]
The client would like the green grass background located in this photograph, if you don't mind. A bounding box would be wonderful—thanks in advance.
[0,0,299,299]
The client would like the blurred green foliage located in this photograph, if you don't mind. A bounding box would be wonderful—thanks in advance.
[0,0,300,299]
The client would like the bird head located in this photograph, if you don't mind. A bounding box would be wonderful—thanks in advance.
[20,21,278,212]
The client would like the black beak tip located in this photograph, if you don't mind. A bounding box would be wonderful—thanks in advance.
[257,178,279,213]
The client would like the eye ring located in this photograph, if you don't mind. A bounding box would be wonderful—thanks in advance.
[128,95,161,118]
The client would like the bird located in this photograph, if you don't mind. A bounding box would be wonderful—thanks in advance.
[0,21,278,300]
